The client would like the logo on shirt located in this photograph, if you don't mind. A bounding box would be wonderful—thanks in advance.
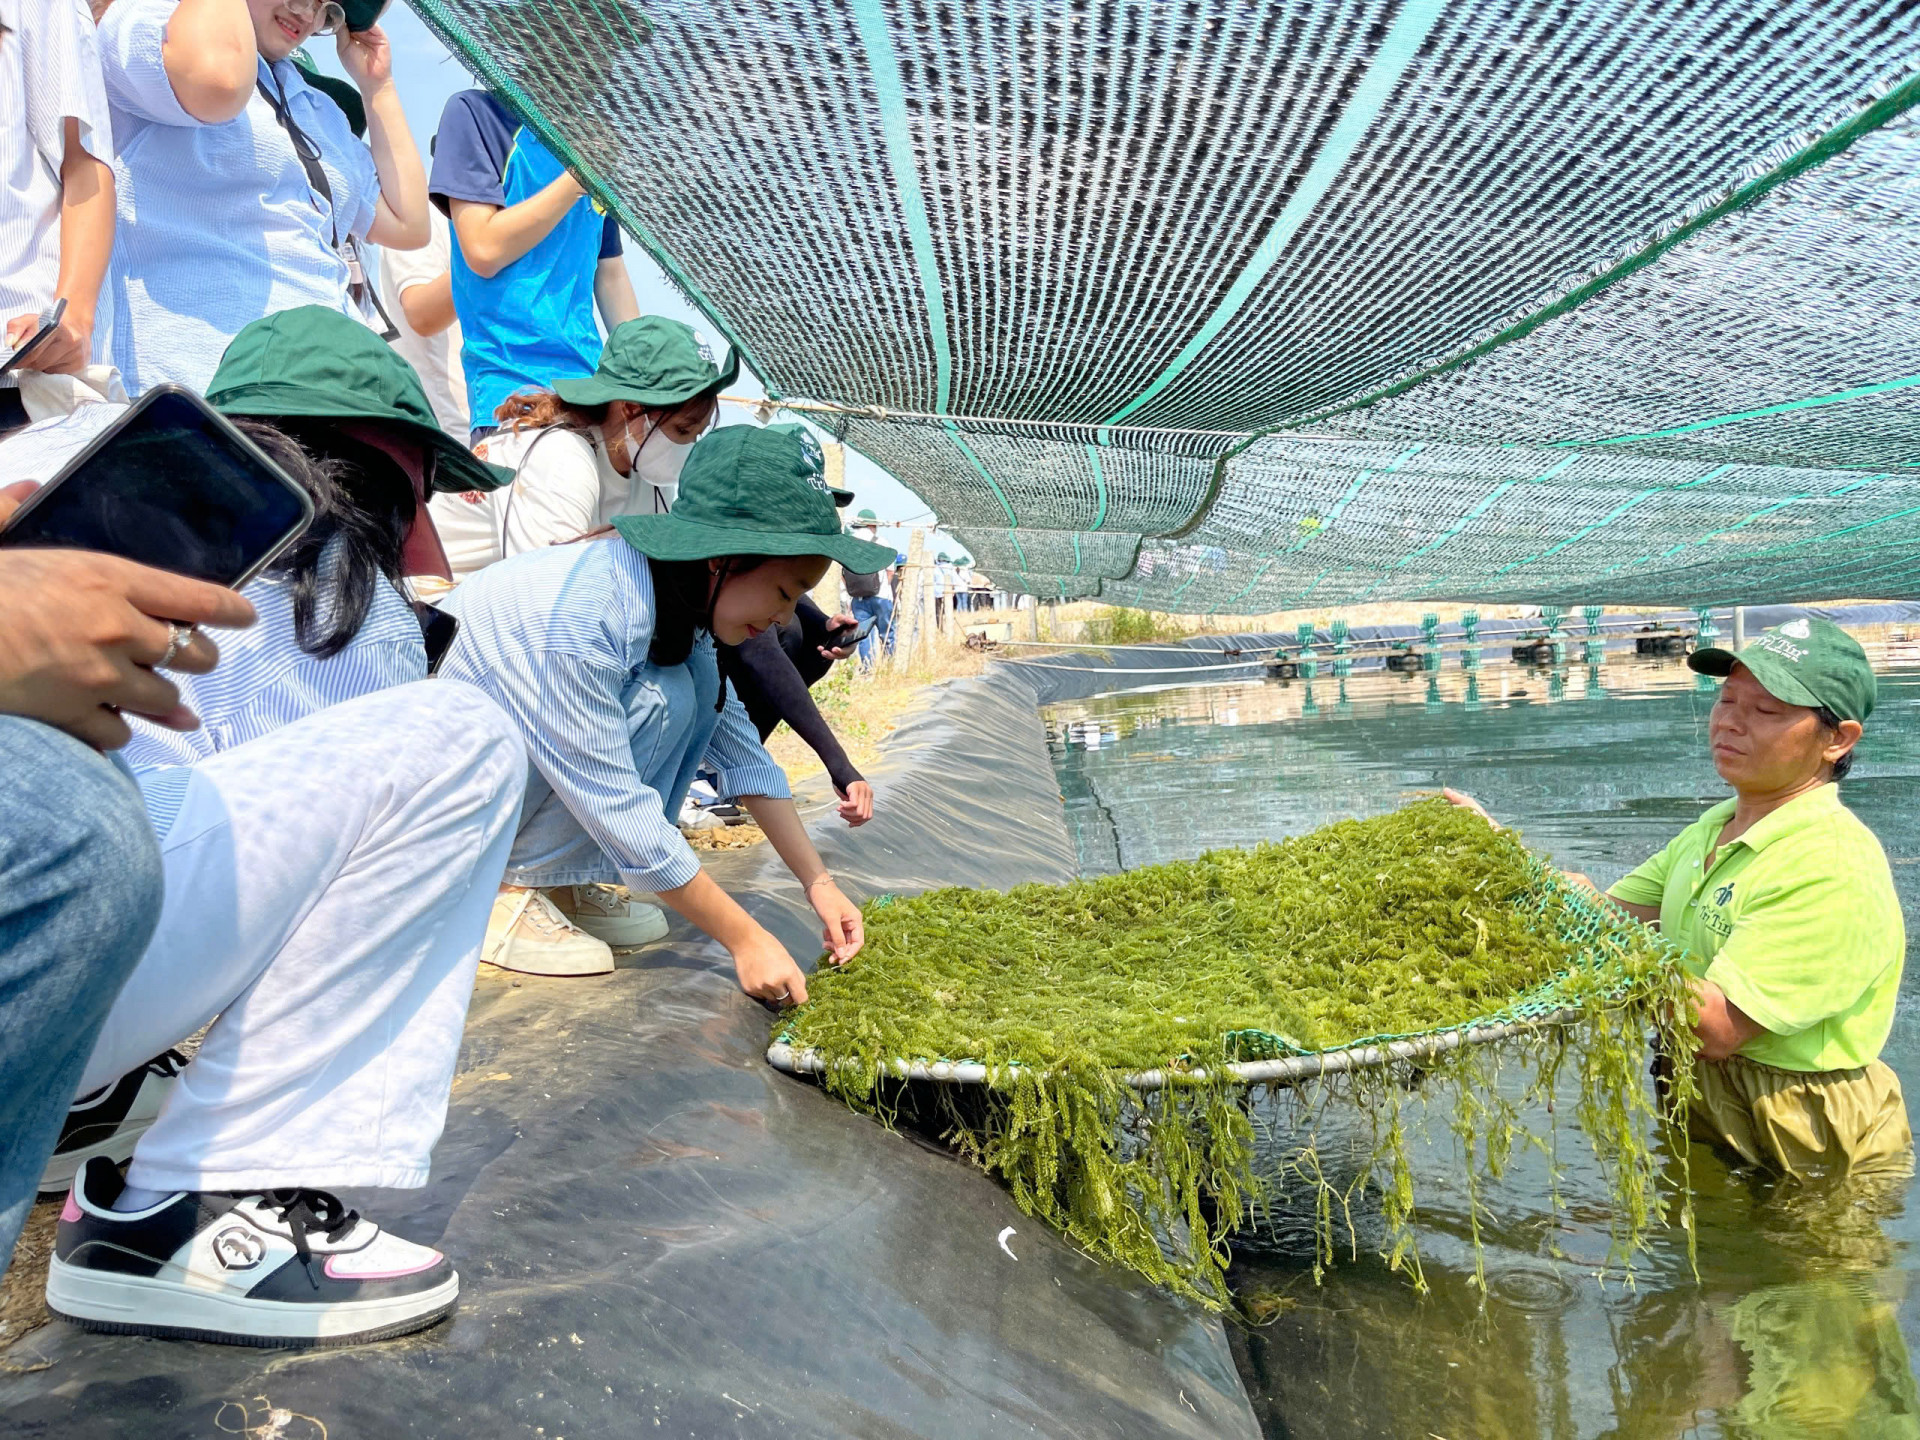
[1714,881,1735,906]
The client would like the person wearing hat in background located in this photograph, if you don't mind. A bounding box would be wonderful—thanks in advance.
[96,0,430,394]
[429,83,638,449]
[436,422,894,989]
[843,508,894,671]
[112,305,509,764]
[1449,617,1908,1177]
[428,315,730,579]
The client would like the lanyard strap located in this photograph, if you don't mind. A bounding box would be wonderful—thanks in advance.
[256,69,399,341]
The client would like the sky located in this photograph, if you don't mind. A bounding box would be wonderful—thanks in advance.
[313,9,974,562]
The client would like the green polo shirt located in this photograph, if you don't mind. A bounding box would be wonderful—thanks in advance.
[1607,784,1904,1072]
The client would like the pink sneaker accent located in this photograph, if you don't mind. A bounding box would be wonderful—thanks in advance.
[324,1252,440,1282]
[61,1190,83,1224]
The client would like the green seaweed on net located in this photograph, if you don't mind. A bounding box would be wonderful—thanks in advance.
[777,799,1697,1308]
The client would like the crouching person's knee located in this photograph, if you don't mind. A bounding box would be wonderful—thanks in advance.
[0,716,164,999]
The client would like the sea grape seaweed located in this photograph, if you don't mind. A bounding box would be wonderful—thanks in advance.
[779,799,1696,1308]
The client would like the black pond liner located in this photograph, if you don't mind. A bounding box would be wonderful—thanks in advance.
[0,669,1257,1440]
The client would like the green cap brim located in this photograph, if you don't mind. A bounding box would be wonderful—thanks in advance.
[211,382,510,494]
[611,513,898,572]
[1688,646,1823,708]
[553,347,740,410]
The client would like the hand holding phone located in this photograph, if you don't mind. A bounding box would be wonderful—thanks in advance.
[4,298,69,376]
[0,545,256,750]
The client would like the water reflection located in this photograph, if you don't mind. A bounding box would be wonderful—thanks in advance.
[1045,648,1920,1439]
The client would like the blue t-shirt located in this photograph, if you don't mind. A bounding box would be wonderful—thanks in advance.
[429,91,623,429]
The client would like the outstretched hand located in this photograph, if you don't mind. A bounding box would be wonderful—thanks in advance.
[1441,787,1499,830]
[808,876,863,964]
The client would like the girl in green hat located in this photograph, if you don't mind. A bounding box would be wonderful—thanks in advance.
[433,316,731,579]
[119,306,510,766]
[437,423,896,990]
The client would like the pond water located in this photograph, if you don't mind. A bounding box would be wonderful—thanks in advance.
[1044,645,1920,1440]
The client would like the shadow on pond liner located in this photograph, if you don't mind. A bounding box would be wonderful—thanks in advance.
[0,670,1258,1440]
[769,800,1700,1309]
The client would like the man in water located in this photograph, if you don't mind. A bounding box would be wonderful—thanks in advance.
[1453,618,1908,1177]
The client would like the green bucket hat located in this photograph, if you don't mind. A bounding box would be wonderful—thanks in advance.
[293,51,364,137]
[1689,617,1877,722]
[612,423,897,572]
[855,508,878,522]
[554,316,738,410]
[207,307,512,494]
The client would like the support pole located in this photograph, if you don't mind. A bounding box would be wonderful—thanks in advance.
[1732,606,1747,649]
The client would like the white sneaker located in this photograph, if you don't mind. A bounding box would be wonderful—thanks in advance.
[39,1050,185,1195]
[47,1157,457,1348]
[555,885,669,949]
[482,889,614,977]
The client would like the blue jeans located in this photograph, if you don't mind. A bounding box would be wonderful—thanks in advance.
[0,719,163,1279]
[851,596,894,669]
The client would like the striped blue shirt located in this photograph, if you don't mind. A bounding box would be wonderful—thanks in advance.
[123,538,425,766]
[97,0,378,394]
[437,537,789,893]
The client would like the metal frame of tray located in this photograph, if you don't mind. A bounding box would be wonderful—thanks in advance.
[766,1008,1581,1094]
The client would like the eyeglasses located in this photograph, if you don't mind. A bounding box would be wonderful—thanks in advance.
[282,0,349,36]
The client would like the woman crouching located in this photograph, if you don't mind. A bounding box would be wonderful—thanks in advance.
[437,422,895,995]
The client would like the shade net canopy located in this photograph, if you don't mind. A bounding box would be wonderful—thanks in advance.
[406,0,1920,610]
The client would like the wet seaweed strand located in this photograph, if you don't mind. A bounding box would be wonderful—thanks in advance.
[780,799,1696,1308]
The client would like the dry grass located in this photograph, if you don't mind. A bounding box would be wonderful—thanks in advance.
[0,1202,56,1355]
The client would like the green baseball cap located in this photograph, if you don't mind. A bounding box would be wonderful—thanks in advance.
[612,423,897,572]
[1689,617,1877,722]
[342,0,387,32]
[555,316,738,410]
[207,306,512,494]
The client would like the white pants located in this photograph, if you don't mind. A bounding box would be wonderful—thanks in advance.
[79,682,526,1194]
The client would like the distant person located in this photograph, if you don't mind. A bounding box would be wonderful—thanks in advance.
[843,509,893,670]
[429,315,729,578]
[2,0,118,434]
[429,86,639,447]
[98,0,431,394]
[1449,619,1908,1177]
[376,204,468,438]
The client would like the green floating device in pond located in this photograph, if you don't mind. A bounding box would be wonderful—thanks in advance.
[776,799,1697,1307]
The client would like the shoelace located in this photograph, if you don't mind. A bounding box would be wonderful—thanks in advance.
[516,891,585,940]
[250,1188,360,1269]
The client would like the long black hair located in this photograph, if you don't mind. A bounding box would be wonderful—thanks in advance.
[235,419,417,660]
[646,555,767,709]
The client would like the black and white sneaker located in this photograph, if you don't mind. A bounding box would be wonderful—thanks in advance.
[46,1156,459,1348]
[38,1050,186,1195]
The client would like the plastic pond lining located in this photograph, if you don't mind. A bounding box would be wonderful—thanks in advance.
[0,668,1258,1440]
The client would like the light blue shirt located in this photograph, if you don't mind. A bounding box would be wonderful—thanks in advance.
[123,538,426,767]
[98,0,379,394]
[438,538,790,893]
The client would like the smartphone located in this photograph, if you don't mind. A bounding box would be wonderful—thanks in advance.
[836,614,877,646]
[0,384,314,588]
[2,298,66,375]
[413,600,459,675]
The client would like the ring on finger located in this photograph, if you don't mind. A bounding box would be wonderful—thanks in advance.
[156,622,194,670]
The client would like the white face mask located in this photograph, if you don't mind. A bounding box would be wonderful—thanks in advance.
[624,419,695,512]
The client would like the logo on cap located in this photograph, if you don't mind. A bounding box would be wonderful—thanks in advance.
[1781,619,1811,639]
[693,332,715,366]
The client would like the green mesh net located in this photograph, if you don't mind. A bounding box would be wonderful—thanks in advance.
[406,0,1920,610]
